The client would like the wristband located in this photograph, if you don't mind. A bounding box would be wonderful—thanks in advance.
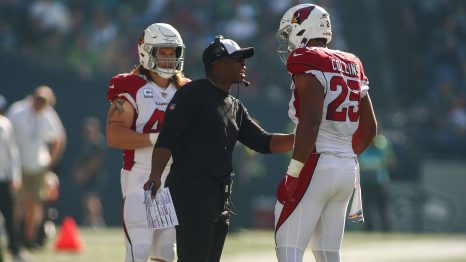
[149,133,158,145]
[287,159,304,178]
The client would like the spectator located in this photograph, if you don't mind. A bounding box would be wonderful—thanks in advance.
[0,94,30,262]
[72,116,106,229]
[28,0,70,34]
[224,4,258,42]
[358,134,395,231]
[6,85,66,248]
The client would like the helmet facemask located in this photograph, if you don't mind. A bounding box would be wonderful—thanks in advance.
[276,25,294,64]
[143,44,184,79]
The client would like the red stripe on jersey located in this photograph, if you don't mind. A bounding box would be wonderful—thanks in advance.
[123,150,135,171]
[275,151,320,236]
[123,109,139,171]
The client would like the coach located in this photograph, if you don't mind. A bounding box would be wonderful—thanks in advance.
[144,35,294,262]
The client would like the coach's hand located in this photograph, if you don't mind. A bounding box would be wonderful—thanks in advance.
[276,175,298,204]
[143,175,161,199]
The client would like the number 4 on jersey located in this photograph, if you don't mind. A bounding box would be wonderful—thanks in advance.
[143,109,165,133]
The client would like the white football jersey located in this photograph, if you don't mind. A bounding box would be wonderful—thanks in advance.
[287,47,369,155]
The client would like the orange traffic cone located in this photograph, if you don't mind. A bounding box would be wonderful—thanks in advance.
[54,216,83,252]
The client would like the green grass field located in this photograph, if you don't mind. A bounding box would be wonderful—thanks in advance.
[7,227,466,262]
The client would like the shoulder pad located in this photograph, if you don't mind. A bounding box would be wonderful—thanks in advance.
[287,47,328,74]
[107,74,147,102]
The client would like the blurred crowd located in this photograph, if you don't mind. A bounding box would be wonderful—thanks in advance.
[1,0,464,158]
[399,0,466,157]
[0,0,345,106]
[0,0,318,80]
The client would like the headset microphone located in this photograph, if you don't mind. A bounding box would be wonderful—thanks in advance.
[243,80,251,87]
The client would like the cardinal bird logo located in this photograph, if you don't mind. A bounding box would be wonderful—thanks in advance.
[291,6,315,25]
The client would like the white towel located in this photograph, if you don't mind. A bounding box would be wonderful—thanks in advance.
[348,160,364,223]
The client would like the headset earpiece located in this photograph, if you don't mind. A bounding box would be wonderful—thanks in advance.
[211,35,226,58]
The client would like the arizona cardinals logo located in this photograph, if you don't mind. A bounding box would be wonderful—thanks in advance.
[291,6,315,25]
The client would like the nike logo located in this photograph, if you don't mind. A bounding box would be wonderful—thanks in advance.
[109,84,114,89]
[293,53,303,57]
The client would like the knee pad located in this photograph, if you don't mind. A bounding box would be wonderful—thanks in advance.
[276,246,304,262]
[312,250,341,262]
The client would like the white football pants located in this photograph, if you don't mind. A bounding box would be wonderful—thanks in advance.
[121,166,175,262]
[275,154,357,262]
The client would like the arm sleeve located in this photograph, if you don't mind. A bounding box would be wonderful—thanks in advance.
[356,56,369,98]
[155,85,198,151]
[238,103,272,154]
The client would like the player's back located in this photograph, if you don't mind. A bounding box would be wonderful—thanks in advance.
[287,47,369,155]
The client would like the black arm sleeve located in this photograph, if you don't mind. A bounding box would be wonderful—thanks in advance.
[237,103,272,154]
[156,85,198,151]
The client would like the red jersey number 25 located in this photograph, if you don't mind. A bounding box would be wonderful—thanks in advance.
[326,76,360,122]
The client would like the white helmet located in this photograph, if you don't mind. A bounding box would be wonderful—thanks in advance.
[276,4,332,63]
[138,23,185,79]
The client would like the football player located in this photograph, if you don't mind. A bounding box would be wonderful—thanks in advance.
[106,23,190,262]
[274,4,377,262]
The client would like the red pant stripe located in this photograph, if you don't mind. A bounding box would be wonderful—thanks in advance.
[275,153,320,235]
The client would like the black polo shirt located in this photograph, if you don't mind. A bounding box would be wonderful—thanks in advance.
[156,79,272,194]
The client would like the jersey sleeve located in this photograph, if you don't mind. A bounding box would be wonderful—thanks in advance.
[287,48,327,93]
[237,102,272,154]
[107,74,146,112]
[356,57,369,98]
[155,83,199,151]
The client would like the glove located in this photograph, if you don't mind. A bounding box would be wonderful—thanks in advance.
[277,159,304,204]
[276,174,299,204]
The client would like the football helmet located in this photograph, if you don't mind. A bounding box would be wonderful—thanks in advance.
[277,4,332,63]
[138,23,185,79]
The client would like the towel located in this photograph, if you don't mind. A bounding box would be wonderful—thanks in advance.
[348,160,364,223]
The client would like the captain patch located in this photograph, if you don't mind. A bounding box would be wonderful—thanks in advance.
[143,89,153,98]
